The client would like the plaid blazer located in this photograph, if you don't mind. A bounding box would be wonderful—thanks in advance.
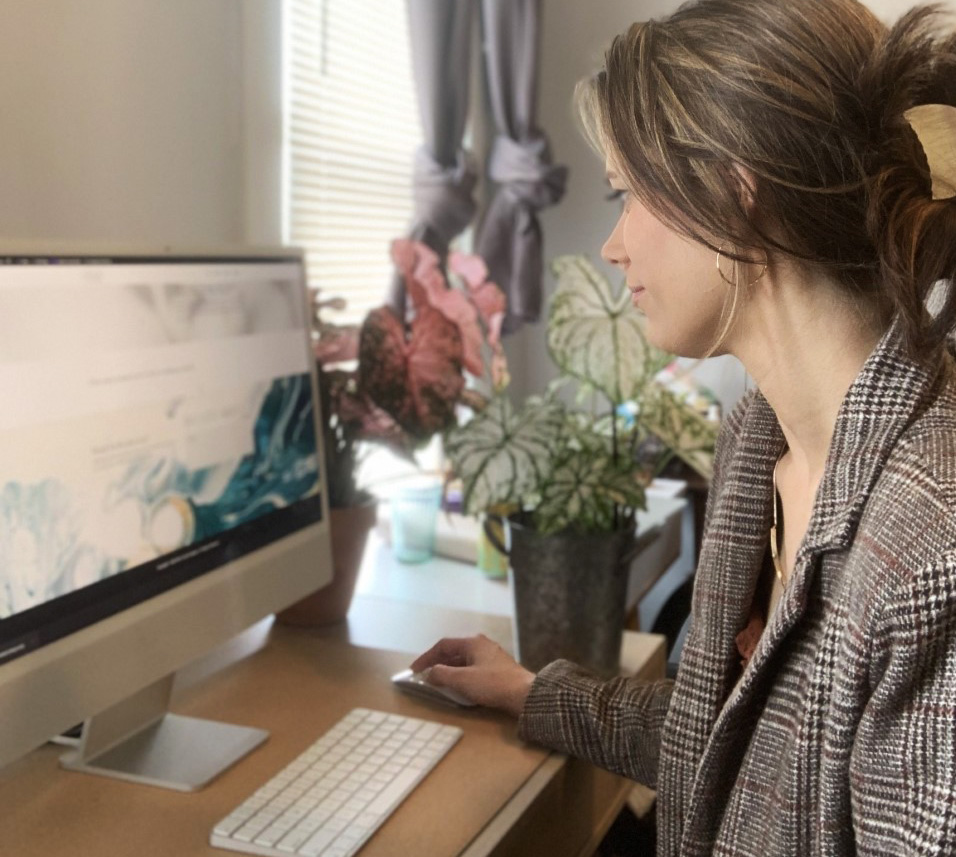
[519,324,956,856]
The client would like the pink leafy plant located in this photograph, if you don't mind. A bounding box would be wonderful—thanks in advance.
[313,240,508,507]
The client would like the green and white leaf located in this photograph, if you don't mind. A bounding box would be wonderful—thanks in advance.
[569,409,644,457]
[535,449,646,535]
[444,395,565,515]
[638,385,718,481]
[442,252,717,535]
[548,255,669,405]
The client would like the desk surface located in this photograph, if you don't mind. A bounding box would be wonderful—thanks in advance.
[3,626,548,857]
[3,506,671,857]
[2,614,664,857]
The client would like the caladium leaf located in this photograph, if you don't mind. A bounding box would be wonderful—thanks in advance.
[417,279,485,377]
[391,238,446,315]
[638,385,718,481]
[562,410,616,456]
[333,384,410,450]
[468,282,506,349]
[444,395,564,515]
[548,255,668,404]
[358,305,464,441]
[448,251,488,288]
[535,449,646,535]
[450,251,507,347]
[392,240,488,376]
[391,238,440,285]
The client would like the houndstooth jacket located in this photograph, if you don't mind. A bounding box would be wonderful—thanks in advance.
[518,323,956,856]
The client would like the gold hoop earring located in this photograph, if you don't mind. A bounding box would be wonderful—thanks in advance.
[716,243,768,288]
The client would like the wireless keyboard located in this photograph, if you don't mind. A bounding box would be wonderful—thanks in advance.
[210,708,462,857]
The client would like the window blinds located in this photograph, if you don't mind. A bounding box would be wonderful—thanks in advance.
[284,0,423,323]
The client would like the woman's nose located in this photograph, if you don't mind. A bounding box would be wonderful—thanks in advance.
[601,217,628,269]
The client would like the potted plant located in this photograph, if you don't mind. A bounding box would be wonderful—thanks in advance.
[278,240,507,625]
[444,254,717,673]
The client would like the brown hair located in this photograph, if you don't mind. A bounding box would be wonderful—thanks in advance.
[578,0,956,360]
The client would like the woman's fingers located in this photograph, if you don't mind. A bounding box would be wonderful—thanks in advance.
[411,635,535,717]
[410,636,475,672]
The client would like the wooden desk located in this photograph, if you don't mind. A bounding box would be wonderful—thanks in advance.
[2,612,665,857]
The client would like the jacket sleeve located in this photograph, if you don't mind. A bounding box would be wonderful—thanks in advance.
[851,549,956,855]
[517,660,673,787]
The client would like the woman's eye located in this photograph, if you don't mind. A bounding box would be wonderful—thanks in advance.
[605,188,632,210]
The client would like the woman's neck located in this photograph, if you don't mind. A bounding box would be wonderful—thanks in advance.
[730,265,885,482]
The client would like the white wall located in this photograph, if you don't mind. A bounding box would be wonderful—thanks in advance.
[242,0,283,247]
[0,0,247,247]
[865,0,953,19]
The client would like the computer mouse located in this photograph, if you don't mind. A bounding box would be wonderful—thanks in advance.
[391,668,477,708]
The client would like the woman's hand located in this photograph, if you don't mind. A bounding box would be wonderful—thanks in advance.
[410,634,535,718]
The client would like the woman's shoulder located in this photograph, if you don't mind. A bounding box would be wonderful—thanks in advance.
[862,379,956,574]
[723,387,762,435]
[889,369,956,485]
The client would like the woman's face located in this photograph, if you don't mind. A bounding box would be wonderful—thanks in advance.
[601,165,734,358]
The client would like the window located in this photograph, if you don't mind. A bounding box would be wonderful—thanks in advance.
[283,0,423,323]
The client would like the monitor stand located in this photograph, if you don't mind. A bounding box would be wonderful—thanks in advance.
[59,673,268,792]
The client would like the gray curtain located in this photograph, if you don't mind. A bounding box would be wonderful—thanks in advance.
[389,0,478,313]
[394,0,566,330]
[476,0,567,332]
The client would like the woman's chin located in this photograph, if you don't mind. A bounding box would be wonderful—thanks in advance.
[647,327,722,361]
[644,324,685,357]
[644,311,738,359]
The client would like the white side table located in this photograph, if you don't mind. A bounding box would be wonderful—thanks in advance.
[357,491,688,622]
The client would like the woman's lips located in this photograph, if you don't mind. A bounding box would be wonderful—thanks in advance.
[629,286,645,305]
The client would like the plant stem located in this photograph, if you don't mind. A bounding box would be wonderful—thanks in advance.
[654,450,676,478]
[611,402,619,529]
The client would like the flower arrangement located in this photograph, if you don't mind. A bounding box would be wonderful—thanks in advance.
[313,240,508,509]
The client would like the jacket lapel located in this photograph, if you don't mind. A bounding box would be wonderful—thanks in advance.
[656,388,783,854]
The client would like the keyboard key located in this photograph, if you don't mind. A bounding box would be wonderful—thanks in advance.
[366,768,423,816]
[299,828,337,857]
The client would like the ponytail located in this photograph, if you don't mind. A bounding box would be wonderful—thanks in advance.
[860,6,956,359]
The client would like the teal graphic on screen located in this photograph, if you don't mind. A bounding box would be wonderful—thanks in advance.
[0,373,318,621]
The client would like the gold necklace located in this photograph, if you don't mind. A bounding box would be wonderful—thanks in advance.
[769,458,786,586]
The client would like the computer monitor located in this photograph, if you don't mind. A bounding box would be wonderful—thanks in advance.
[0,247,333,790]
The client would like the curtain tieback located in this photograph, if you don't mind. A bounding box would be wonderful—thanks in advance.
[412,146,478,241]
[486,135,568,209]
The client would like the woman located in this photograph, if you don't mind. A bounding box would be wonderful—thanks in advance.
[413,1,956,854]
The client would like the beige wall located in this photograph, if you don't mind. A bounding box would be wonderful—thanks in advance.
[865,0,951,18]
[0,0,247,247]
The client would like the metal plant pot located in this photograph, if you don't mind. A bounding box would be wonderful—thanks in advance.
[486,512,637,676]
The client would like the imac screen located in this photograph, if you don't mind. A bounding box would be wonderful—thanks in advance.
[0,254,323,665]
